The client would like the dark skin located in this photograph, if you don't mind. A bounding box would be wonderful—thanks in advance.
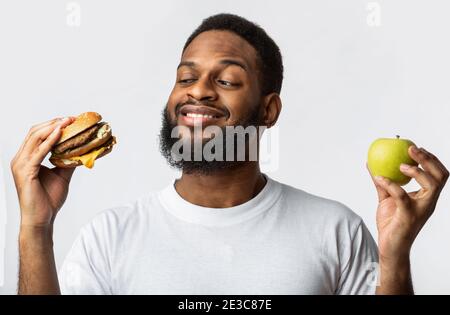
[166,30,450,294]
[11,29,448,295]
[167,30,282,208]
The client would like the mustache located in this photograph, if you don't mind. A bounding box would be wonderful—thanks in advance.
[174,98,229,117]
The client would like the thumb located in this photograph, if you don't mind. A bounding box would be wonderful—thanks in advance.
[366,162,389,202]
[52,167,76,184]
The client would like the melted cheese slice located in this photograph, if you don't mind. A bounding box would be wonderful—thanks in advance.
[70,147,106,169]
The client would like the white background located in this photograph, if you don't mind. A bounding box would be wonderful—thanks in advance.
[1,0,449,294]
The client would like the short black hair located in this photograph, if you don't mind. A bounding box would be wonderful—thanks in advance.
[183,13,283,96]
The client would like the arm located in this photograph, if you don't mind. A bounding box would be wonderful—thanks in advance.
[11,117,75,295]
[376,258,413,295]
[18,226,59,295]
[368,146,449,295]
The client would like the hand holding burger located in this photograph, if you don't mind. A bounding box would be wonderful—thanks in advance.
[11,112,115,294]
[11,112,115,229]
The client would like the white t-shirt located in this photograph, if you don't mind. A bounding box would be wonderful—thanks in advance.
[59,175,379,295]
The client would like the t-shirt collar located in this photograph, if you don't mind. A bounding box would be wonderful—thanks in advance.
[158,173,282,227]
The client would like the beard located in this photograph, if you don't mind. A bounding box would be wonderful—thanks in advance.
[159,103,262,175]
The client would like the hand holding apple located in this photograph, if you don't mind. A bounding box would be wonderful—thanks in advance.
[367,136,418,186]
[367,141,449,263]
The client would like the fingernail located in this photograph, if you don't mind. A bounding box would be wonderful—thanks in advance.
[411,146,419,153]
[375,176,384,182]
[58,117,70,124]
[400,163,410,171]
[52,125,62,133]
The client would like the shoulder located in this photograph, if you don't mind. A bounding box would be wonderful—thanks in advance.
[80,190,162,238]
[277,181,378,268]
[278,181,364,232]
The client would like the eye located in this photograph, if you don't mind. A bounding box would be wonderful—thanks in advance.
[217,80,234,87]
[178,78,197,84]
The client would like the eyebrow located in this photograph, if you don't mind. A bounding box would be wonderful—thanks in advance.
[177,61,196,70]
[219,59,247,71]
[177,59,248,72]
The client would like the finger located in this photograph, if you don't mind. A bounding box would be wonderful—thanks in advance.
[420,148,450,184]
[28,117,64,136]
[366,163,389,202]
[13,118,63,162]
[22,117,74,156]
[27,116,76,143]
[18,118,65,156]
[31,124,65,164]
[409,146,449,183]
[375,176,412,209]
[409,190,420,199]
[13,123,61,168]
[21,117,66,149]
[399,164,438,192]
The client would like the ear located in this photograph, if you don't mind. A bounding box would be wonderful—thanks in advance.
[261,93,282,128]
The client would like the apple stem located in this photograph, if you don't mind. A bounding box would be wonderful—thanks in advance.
[396,135,400,139]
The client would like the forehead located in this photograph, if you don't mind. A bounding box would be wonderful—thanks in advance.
[181,30,259,71]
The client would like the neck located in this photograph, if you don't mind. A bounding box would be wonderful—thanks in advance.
[174,162,267,208]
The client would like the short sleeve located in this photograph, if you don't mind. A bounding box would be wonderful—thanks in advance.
[335,221,379,295]
[58,213,113,295]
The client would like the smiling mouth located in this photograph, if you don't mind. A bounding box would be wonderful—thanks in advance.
[178,112,224,126]
[177,105,227,122]
[181,112,221,119]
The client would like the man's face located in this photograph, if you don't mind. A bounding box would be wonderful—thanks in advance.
[168,30,262,131]
[159,30,264,174]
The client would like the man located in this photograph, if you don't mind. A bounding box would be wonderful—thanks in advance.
[11,14,448,295]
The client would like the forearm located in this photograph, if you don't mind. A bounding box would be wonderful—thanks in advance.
[18,225,60,295]
[376,256,414,295]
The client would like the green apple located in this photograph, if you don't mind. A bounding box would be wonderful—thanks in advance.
[367,136,418,186]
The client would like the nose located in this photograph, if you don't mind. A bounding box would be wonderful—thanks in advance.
[186,77,218,102]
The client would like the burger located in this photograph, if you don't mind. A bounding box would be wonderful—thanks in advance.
[49,112,116,169]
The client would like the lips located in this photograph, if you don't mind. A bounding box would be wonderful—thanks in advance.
[177,105,227,127]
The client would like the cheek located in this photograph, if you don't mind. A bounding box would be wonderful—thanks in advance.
[167,90,182,118]
[224,91,258,123]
